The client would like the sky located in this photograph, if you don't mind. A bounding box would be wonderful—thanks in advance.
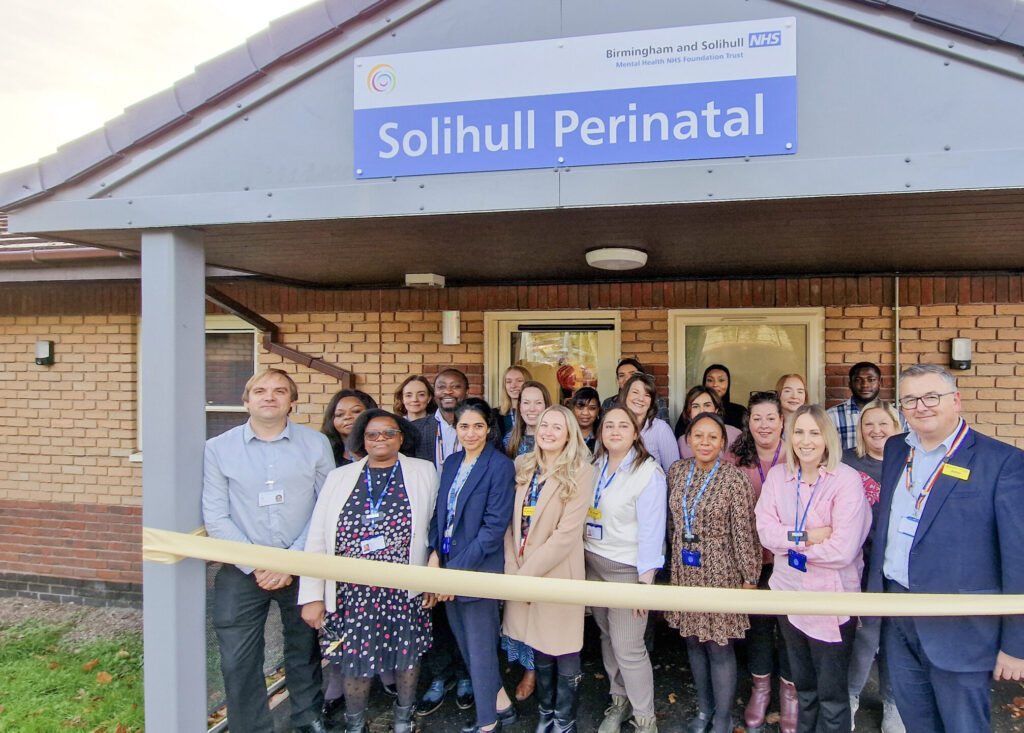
[0,0,314,174]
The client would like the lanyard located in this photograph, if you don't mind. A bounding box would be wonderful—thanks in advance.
[363,463,399,523]
[681,457,721,539]
[435,424,460,466]
[593,456,619,512]
[756,441,783,484]
[519,470,544,555]
[793,465,823,538]
[444,459,476,539]
[904,420,969,514]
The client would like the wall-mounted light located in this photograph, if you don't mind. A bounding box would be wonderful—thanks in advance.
[950,337,971,370]
[442,311,461,345]
[35,340,54,366]
[405,273,446,288]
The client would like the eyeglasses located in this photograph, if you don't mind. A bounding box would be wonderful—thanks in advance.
[365,429,401,441]
[898,392,954,410]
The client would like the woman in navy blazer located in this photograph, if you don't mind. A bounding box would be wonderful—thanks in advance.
[427,397,517,733]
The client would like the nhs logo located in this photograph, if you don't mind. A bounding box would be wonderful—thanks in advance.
[748,30,782,48]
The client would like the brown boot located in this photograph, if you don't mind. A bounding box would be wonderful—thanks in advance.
[516,668,536,701]
[779,678,798,733]
[744,674,771,729]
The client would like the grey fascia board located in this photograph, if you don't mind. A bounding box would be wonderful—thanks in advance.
[268,2,341,60]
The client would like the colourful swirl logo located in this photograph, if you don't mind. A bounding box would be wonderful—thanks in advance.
[367,64,396,94]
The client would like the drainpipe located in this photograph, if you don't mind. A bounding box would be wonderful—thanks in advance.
[894,274,901,402]
[205,285,353,388]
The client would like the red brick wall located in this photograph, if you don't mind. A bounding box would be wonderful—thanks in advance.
[3,274,1024,601]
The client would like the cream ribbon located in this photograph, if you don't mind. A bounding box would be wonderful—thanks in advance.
[142,527,1024,617]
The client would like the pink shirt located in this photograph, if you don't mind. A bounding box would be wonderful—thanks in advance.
[754,462,871,642]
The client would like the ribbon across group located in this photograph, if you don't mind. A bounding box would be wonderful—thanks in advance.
[141,527,1024,618]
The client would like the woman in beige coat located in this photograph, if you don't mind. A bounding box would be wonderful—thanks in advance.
[503,405,595,733]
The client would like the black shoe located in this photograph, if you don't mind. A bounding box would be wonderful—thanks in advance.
[461,724,502,733]
[382,682,399,697]
[323,696,345,720]
[416,677,455,717]
[496,703,517,727]
[295,719,328,733]
[456,678,475,710]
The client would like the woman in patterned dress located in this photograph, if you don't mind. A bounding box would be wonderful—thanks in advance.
[299,409,439,733]
[666,412,760,733]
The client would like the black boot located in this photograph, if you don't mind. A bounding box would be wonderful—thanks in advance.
[552,672,582,733]
[534,661,557,733]
[393,701,417,733]
[344,709,369,733]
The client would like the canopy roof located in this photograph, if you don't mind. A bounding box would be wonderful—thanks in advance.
[2,0,1023,286]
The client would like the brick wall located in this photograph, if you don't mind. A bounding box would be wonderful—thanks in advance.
[3,275,1024,604]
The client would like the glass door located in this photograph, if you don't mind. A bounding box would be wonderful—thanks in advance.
[485,311,620,406]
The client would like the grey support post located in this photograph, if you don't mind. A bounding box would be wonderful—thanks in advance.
[140,229,207,732]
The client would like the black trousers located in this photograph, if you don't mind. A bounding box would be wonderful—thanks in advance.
[779,616,855,733]
[423,601,470,682]
[212,564,323,733]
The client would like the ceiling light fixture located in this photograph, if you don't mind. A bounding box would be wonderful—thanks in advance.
[585,247,648,271]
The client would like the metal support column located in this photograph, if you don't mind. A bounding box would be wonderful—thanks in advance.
[140,228,207,732]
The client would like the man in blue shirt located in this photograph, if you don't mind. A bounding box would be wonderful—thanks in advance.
[203,368,335,733]
[826,361,882,450]
[868,364,1024,732]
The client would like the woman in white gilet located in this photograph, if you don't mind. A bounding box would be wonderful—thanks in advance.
[584,406,667,733]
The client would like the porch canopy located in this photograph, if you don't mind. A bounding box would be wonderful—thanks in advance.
[1,0,1022,729]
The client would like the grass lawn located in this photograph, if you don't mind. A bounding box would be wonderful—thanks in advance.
[0,616,144,732]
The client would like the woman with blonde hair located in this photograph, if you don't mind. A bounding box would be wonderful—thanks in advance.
[775,374,808,425]
[841,399,904,731]
[754,405,871,733]
[497,365,533,446]
[504,405,596,733]
[503,380,551,459]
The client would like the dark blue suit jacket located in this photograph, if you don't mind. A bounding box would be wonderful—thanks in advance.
[867,426,1024,672]
[428,444,515,600]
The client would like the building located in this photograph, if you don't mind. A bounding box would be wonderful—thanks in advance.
[1,0,1023,728]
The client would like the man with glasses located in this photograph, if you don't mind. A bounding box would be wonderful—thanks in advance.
[827,361,884,450]
[867,364,1024,731]
[203,369,335,733]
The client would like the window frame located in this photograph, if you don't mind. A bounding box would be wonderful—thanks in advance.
[667,307,825,420]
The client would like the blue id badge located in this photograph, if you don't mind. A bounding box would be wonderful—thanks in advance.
[585,523,603,541]
[441,537,451,555]
[681,548,702,567]
[897,515,919,538]
[787,549,807,572]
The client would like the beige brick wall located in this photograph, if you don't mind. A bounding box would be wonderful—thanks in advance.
[0,315,141,504]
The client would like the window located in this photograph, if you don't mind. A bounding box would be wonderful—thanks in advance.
[205,315,259,439]
[668,308,824,419]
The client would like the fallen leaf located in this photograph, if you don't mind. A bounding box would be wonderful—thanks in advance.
[667,693,677,704]
[766,711,781,724]
[0,705,4,714]
[593,673,605,680]
[116,649,130,659]
[1015,697,1024,707]
[114,724,128,733]
[81,659,99,673]
[96,671,113,685]
[47,662,60,670]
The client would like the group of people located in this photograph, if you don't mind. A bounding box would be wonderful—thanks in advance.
[201,358,1024,733]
